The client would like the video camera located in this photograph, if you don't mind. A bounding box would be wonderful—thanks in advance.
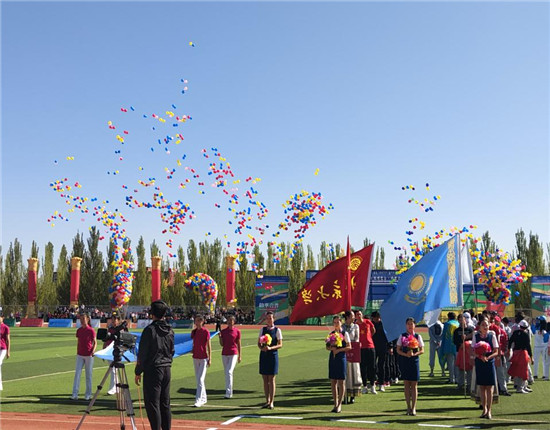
[97,320,137,351]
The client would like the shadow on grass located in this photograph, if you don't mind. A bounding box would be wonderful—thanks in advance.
[0,393,135,414]
[175,387,256,396]
[272,378,333,407]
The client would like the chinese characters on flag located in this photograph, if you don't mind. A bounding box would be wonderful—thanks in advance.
[290,244,374,323]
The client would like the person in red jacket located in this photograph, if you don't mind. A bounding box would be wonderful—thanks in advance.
[356,310,377,394]
[0,314,11,391]
[191,315,211,407]
[71,313,96,400]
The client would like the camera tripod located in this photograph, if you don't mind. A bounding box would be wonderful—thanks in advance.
[75,347,138,430]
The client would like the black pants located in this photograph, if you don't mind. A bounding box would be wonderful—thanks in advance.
[143,366,172,430]
[360,348,377,386]
[375,348,389,384]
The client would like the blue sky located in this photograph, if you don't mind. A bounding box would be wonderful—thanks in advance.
[1,1,548,265]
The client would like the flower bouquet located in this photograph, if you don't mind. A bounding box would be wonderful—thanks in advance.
[401,334,419,353]
[259,334,272,347]
[473,340,492,359]
[326,332,344,348]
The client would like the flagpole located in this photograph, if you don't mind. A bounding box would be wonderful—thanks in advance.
[346,237,351,311]
[458,234,467,399]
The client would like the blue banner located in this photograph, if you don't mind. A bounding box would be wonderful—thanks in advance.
[48,319,73,328]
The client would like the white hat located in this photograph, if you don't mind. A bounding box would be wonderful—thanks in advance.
[463,312,471,319]
[519,320,529,328]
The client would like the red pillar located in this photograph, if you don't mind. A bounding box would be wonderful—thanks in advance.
[226,255,236,306]
[27,258,38,318]
[70,257,82,307]
[151,256,162,302]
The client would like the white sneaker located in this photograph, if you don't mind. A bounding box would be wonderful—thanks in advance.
[85,395,92,401]
[194,401,203,407]
[378,384,385,392]
[523,387,532,393]
[361,386,369,394]
[107,389,116,395]
[70,395,78,400]
[370,385,377,395]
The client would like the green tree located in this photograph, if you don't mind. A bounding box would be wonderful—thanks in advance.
[56,245,70,304]
[514,229,530,308]
[318,241,329,270]
[170,245,189,306]
[288,244,305,306]
[30,241,39,259]
[305,245,316,271]
[266,243,275,274]
[38,242,57,307]
[81,227,105,305]
[187,240,199,276]
[150,241,160,259]
[379,247,386,269]
[2,240,26,312]
[104,239,116,304]
[185,240,201,306]
[132,236,149,306]
[515,231,546,309]
[236,251,254,307]
[481,231,497,256]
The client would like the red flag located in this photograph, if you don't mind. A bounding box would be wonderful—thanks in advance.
[290,243,374,323]
[346,237,351,310]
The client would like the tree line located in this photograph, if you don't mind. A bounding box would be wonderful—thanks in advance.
[0,228,548,312]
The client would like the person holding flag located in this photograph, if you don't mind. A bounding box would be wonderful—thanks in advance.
[356,310,377,394]
[441,312,459,384]
[342,310,362,403]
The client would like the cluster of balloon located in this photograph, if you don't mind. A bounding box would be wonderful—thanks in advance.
[389,183,478,274]
[109,252,134,308]
[48,57,336,297]
[472,250,531,305]
[184,273,218,312]
[269,190,334,263]
[47,176,135,309]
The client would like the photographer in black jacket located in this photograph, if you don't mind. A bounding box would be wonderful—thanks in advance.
[135,300,175,430]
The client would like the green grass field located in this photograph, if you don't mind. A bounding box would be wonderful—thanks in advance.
[1,327,549,429]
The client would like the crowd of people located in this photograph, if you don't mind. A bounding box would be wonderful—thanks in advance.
[2,303,548,430]
[32,305,256,325]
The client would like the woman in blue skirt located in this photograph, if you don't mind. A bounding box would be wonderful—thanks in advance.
[327,315,351,413]
[396,317,424,416]
[258,311,283,409]
[472,318,499,419]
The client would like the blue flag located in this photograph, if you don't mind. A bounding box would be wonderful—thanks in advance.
[380,235,461,341]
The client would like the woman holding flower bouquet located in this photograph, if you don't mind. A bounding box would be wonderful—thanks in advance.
[396,317,424,416]
[258,311,283,409]
[471,318,499,419]
[327,315,351,413]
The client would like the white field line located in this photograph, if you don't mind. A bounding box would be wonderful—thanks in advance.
[5,344,262,384]
[334,419,389,424]
[221,415,243,425]
[4,365,111,383]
